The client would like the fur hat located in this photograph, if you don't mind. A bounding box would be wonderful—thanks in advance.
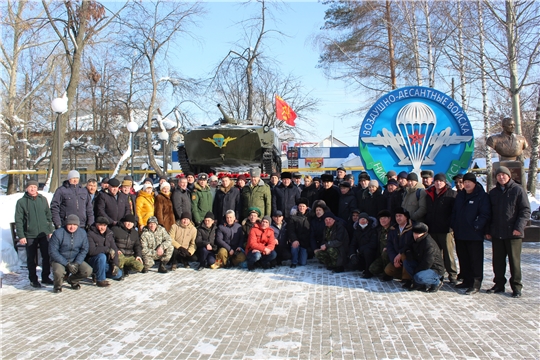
[250,168,261,178]
[160,181,171,190]
[204,211,215,220]
[393,207,410,220]
[198,173,208,181]
[421,170,434,178]
[412,222,429,234]
[377,209,392,218]
[296,197,309,206]
[368,180,379,188]
[281,172,292,179]
[320,174,333,182]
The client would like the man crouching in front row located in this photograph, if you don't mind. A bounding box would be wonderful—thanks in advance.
[49,214,92,293]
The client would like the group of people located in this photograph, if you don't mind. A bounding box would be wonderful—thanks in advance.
[15,164,530,298]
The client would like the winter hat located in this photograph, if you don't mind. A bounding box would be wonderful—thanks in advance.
[143,177,153,184]
[101,177,110,185]
[434,173,447,182]
[180,212,192,221]
[143,183,154,189]
[26,180,39,188]
[204,211,215,220]
[122,214,136,223]
[320,174,333,182]
[296,197,309,206]
[463,173,477,183]
[250,168,261,178]
[147,216,158,224]
[358,172,370,181]
[122,179,133,187]
[160,181,171,190]
[248,207,261,217]
[386,179,398,187]
[368,180,379,188]
[280,172,292,179]
[496,166,511,177]
[377,210,392,219]
[344,174,354,181]
[421,170,434,178]
[358,212,370,221]
[66,214,80,225]
[386,170,397,178]
[393,207,410,220]
[452,174,463,181]
[185,171,195,177]
[272,210,283,217]
[397,171,408,179]
[237,174,247,182]
[322,212,336,221]
[412,222,429,234]
[67,170,80,180]
[339,181,351,188]
[407,173,418,182]
[108,178,120,187]
[336,166,346,172]
[95,216,110,225]
[209,175,218,182]
[292,172,302,179]
[159,175,168,181]
[262,215,272,223]
[313,176,321,182]
[198,173,208,181]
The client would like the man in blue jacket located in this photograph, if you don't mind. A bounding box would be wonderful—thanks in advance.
[486,166,530,298]
[49,214,92,293]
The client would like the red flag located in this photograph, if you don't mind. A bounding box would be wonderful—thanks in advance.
[275,95,297,126]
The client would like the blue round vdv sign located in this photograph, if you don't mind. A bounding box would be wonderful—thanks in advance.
[359,86,474,184]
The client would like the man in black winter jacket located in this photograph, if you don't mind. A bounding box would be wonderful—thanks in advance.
[95,178,131,226]
[425,173,458,284]
[111,214,144,275]
[404,223,445,292]
[486,166,531,298]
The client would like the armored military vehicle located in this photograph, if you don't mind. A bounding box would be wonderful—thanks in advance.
[177,104,282,175]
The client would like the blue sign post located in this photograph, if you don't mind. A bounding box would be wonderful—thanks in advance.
[359,86,474,184]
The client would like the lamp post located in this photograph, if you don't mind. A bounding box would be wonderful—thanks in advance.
[158,131,169,175]
[51,94,68,190]
[127,121,138,178]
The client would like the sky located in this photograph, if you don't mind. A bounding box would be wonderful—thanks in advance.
[168,1,362,146]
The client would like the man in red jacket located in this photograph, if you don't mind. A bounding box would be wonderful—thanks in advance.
[245,216,276,270]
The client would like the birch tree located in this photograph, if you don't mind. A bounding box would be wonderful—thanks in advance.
[121,0,204,178]
[42,0,127,190]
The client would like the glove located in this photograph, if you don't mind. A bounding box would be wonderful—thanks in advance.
[66,262,78,274]
[178,248,191,257]
[111,265,120,277]
[108,248,116,260]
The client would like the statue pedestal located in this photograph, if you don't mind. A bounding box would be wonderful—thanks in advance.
[492,161,526,188]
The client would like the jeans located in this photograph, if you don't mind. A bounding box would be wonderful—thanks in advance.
[197,247,216,267]
[291,246,307,265]
[404,259,441,286]
[246,250,277,266]
[87,253,123,281]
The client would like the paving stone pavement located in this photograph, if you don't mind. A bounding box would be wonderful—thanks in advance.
[1,241,539,360]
